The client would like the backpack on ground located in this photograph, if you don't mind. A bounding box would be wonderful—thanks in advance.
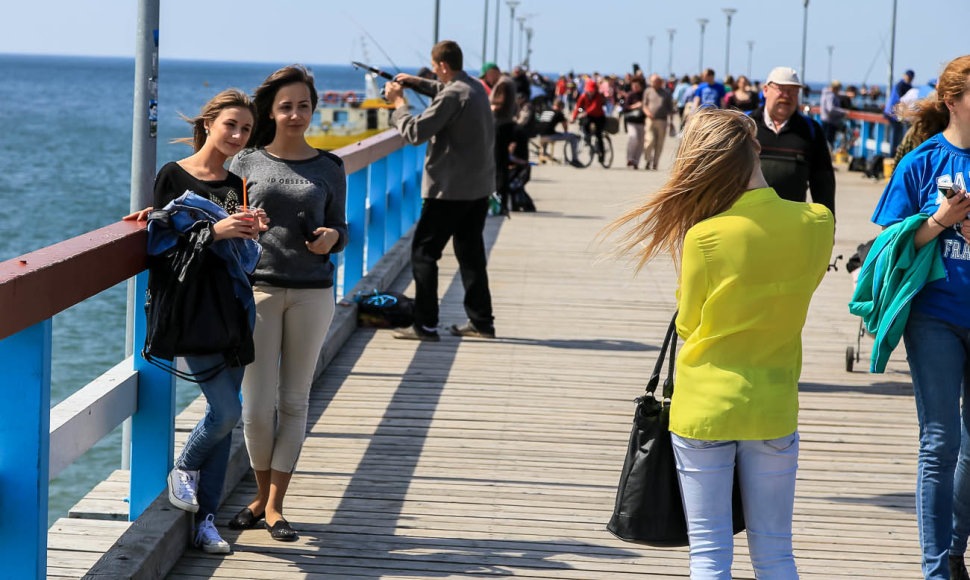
[354,291,415,328]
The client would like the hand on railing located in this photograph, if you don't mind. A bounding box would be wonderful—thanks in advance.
[306,227,340,254]
[123,207,153,222]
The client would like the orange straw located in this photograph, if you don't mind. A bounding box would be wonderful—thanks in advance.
[242,177,248,210]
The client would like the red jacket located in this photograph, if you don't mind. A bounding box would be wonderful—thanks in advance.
[572,92,606,120]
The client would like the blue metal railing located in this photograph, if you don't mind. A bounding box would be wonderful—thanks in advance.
[0,130,424,578]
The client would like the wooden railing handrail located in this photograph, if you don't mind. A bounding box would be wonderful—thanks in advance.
[807,106,888,125]
[0,128,409,342]
[0,221,147,341]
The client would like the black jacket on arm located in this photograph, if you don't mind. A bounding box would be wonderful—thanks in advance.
[752,106,836,216]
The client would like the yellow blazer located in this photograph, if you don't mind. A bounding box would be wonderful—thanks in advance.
[672,187,834,440]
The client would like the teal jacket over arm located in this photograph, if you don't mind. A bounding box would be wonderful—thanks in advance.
[848,213,946,372]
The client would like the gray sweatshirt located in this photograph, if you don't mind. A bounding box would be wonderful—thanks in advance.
[391,71,495,201]
[229,149,348,288]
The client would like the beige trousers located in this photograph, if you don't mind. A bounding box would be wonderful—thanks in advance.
[644,118,668,169]
[242,285,335,473]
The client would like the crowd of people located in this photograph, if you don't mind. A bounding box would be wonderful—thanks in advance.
[118,37,970,580]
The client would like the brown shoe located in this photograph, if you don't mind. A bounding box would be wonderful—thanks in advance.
[447,321,495,339]
[393,325,440,342]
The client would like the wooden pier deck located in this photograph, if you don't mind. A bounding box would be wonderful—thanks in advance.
[57,138,919,579]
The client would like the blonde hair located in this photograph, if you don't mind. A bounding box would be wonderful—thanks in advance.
[605,108,759,271]
[173,88,256,152]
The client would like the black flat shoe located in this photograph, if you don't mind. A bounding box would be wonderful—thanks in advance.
[227,507,265,530]
[268,518,297,541]
[951,554,970,580]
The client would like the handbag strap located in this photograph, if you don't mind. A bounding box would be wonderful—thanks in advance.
[645,312,678,397]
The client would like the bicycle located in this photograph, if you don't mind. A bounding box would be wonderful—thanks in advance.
[564,114,613,168]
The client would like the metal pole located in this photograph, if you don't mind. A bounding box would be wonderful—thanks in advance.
[525,27,533,69]
[723,8,736,76]
[697,19,708,75]
[827,45,834,82]
[747,40,754,79]
[482,0,489,69]
[647,36,654,75]
[123,0,160,470]
[433,0,440,44]
[493,0,500,62]
[800,0,809,82]
[506,1,519,72]
[517,16,525,66]
[887,0,897,99]
[667,28,676,77]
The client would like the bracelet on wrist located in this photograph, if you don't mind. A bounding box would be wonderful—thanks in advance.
[930,215,947,228]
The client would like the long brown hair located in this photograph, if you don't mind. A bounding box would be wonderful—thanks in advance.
[899,55,970,147]
[248,65,318,148]
[605,108,759,272]
[172,88,256,152]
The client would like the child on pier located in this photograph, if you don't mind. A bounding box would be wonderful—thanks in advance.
[147,89,266,554]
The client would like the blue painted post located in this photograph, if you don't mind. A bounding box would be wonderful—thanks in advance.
[414,143,427,219]
[386,149,403,247]
[402,146,417,229]
[344,170,367,292]
[858,121,869,158]
[367,157,388,271]
[0,319,52,579]
[129,270,176,519]
[875,123,886,156]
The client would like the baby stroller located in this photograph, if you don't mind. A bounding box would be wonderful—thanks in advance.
[844,237,877,371]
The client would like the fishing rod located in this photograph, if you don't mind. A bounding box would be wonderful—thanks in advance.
[344,12,428,106]
[351,61,437,99]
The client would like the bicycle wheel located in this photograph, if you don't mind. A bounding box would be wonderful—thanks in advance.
[565,135,594,167]
[598,134,614,168]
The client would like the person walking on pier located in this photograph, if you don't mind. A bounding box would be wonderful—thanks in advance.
[751,66,836,217]
[642,74,675,171]
[384,40,497,341]
[870,55,970,580]
[608,108,834,579]
[149,89,265,554]
[228,65,349,542]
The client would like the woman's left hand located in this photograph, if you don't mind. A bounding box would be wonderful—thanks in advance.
[306,227,339,254]
[123,207,153,221]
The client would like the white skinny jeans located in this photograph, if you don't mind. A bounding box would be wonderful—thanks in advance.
[242,285,334,473]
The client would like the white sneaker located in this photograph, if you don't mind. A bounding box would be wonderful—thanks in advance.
[167,467,199,513]
[194,513,230,554]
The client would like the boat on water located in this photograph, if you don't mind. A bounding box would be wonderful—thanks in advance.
[305,71,395,150]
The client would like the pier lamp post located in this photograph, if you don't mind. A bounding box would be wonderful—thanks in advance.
[800,0,809,83]
[482,0,489,70]
[493,0,500,62]
[887,0,898,103]
[647,35,654,75]
[525,27,533,69]
[747,40,754,79]
[827,45,834,82]
[506,1,520,72]
[433,0,440,44]
[667,28,676,78]
[697,18,709,75]
[722,8,736,76]
[517,16,526,66]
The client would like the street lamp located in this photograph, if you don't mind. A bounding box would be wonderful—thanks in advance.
[647,35,654,75]
[433,0,440,44]
[492,0,500,62]
[517,16,526,66]
[667,28,676,78]
[525,27,533,69]
[827,45,834,82]
[697,18,709,75]
[747,40,755,79]
[506,1,520,72]
[723,8,737,76]
[482,0,489,70]
[888,0,898,100]
[800,0,809,82]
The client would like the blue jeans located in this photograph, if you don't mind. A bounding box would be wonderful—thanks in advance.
[903,310,970,579]
[672,432,800,579]
[175,354,244,519]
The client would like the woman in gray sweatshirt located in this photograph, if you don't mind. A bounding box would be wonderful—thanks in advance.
[227,65,348,542]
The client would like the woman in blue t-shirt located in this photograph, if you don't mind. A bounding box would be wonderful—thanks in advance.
[870,55,970,580]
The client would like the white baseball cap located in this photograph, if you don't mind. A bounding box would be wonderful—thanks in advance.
[765,66,805,87]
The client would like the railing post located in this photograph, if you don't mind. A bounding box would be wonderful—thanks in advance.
[414,143,427,219]
[402,145,418,229]
[874,123,885,157]
[0,319,52,579]
[129,270,176,519]
[344,170,367,293]
[387,149,403,247]
[367,157,388,271]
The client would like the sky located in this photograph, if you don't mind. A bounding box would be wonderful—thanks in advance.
[2,0,966,86]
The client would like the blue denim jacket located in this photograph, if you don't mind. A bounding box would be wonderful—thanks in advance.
[146,192,260,326]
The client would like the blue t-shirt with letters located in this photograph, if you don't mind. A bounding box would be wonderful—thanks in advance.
[695,82,727,109]
[871,132,970,327]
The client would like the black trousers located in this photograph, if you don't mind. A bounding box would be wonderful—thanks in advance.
[411,197,494,331]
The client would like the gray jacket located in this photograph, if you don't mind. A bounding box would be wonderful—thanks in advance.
[391,71,496,201]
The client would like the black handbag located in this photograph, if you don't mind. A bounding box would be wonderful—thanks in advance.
[607,313,745,546]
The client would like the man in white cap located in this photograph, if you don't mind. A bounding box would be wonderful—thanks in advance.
[752,66,835,216]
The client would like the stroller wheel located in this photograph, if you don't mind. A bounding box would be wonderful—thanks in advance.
[845,346,855,372]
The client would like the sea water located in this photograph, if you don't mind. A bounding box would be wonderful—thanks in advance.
[0,53,388,527]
